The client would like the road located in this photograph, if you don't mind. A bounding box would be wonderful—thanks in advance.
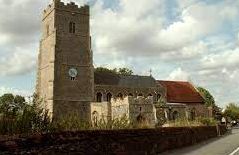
[161,128,239,155]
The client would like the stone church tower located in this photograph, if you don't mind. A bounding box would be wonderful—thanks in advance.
[36,0,94,120]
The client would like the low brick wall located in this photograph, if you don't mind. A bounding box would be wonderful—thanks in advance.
[0,126,227,154]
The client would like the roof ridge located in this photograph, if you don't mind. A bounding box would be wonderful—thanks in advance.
[157,80,190,83]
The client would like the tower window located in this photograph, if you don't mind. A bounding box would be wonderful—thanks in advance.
[46,25,50,36]
[69,22,76,33]
[70,77,76,81]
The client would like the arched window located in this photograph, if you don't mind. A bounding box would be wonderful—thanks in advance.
[117,93,123,100]
[69,22,76,33]
[191,108,196,120]
[138,93,143,97]
[106,93,112,102]
[96,92,102,102]
[128,93,133,97]
[147,94,153,99]
[172,111,179,120]
[136,114,146,124]
[92,111,99,126]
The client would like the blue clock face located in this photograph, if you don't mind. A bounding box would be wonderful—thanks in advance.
[68,68,78,77]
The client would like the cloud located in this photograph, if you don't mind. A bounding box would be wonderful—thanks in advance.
[200,48,239,70]
[91,0,165,57]
[0,0,46,46]
[1,0,238,77]
[0,48,36,76]
[160,41,207,60]
[0,86,32,97]
[0,0,46,76]
[0,0,239,107]
[167,68,190,81]
[91,0,239,63]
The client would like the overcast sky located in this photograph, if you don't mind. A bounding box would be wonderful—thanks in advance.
[0,0,239,108]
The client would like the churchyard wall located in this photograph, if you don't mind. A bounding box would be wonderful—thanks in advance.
[0,126,227,154]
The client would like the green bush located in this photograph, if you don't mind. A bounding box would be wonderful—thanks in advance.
[0,106,50,135]
[0,94,51,135]
[165,117,217,127]
[52,114,91,132]
[0,94,218,135]
[197,117,217,126]
[53,114,132,131]
[94,115,132,130]
[166,118,200,127]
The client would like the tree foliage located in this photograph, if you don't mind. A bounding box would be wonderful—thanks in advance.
[95,67,117,74]
[0,93,51,135]
[0,93,26,116]
[95,67,133,76]
[197,87,215,107]
[224,103,239,121]
[118,68,133,76]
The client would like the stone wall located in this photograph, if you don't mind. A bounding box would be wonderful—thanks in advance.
[90,96,156,126]
[111,97,129,119]
[165,103,187,120]
[164,103,213,121]
[90,102,109,122]
[0,126,227,154]
[129,96,156,127]
[94,85,165,103]
[187,103,213,118]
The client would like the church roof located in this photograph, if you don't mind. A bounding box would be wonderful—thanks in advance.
[94,72,156,88]
[157,80,204,104]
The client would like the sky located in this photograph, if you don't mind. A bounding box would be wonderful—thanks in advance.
[0,0,239,108]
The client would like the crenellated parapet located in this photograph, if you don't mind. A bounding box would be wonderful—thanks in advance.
[43,0,89,19]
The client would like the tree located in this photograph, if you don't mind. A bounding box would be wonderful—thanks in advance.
[197,87,215,107]
[0,93,51,135]
[0,94,14,115]
[118,68,133,76]
[224,103,239,121]
[95,67,133,76]
[0,93,26,116]
[95,67,117,74]
[14,95,26,110]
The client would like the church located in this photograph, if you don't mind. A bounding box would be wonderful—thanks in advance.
[36,0,211,126]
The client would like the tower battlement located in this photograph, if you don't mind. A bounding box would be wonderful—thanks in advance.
[43,0,89,19]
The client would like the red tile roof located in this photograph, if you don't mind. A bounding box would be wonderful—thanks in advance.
[157,80,204,104]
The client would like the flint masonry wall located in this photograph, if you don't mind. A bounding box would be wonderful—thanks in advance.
[0,126,227,154]
[129,96,156,127]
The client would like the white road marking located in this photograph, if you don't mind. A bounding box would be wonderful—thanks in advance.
[229,147,239,155]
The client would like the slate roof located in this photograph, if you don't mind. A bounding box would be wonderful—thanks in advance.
[157,80,204,104]
[94,72,156,88]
